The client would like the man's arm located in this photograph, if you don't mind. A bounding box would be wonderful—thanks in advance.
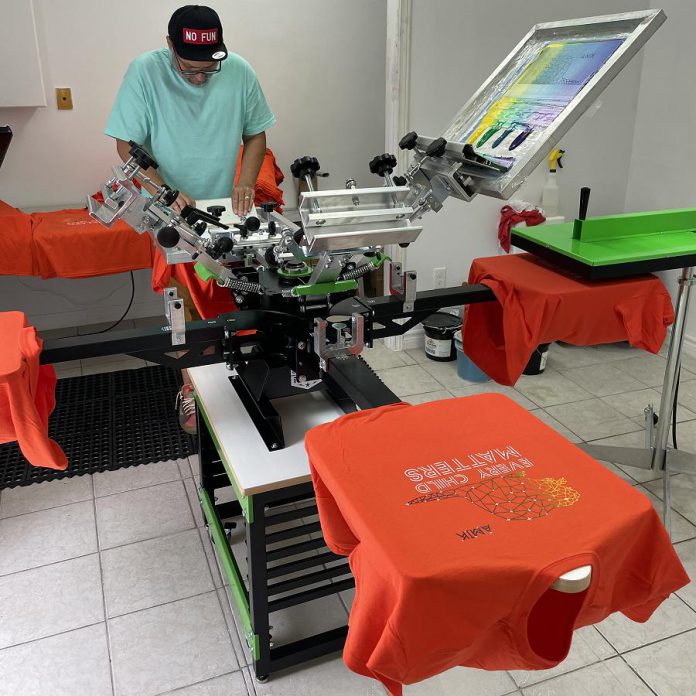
[233,131,266,216]
[115,138,194,213]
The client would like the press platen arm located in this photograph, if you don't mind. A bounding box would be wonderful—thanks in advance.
[87,142,240,287]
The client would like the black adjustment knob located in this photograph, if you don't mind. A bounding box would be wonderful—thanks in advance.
[192,220,207,235]
[157,226,180,248]
[290,156,321,179]
[264,247,279,267]
[393,175,407,186]
[425,137,447,158]
[234,216,260,240]
[369,153,397,177]
[259,201,277,214]
[210,236,234,259]
[206,205,226,218]
[128,141,158,170]
[161,187,178,207]
[462,144,477,161]
[399,131,418,150]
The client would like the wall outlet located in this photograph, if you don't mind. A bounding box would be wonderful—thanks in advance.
[433,266,447,289]
[56,87,73,110]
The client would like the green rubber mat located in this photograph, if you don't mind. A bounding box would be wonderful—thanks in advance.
[0,365,196,489]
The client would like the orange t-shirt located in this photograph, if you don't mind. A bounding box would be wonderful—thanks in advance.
[30,209,153,279]
[463,254,675,385]
[0,201,34,276]
[305,395,688,695]
[0,312,67,470]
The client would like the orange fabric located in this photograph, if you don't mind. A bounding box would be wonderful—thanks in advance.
[306,395,688,696]
[0,201,34,276]
[31,209,153,279]
[0,312,67,470]
[463,253,675,385]
[234,146,285,207]
[151,146,285,319]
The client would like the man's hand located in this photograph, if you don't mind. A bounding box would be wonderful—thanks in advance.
[232,181,256,216]
[171,191,196,214]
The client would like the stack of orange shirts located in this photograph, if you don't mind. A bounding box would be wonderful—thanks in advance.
[306,395,688,696]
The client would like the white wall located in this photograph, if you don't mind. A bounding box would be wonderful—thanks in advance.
[0,0,386,328]
[0,0,386,208]
[624,0,694,338]
[625,0,693,213]
[406,0,650,292]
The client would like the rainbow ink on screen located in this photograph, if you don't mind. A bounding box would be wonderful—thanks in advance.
[464,38,624,162]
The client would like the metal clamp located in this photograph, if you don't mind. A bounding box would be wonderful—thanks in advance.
[313,313,365,371]
[390,262,417,313]
[164,286,186,346]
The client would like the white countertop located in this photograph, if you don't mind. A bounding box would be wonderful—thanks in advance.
[188,362,345,496]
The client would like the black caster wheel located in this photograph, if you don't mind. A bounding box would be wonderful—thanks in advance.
[255,674,269,684]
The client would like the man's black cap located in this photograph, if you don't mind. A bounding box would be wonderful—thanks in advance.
[168,5,228,62]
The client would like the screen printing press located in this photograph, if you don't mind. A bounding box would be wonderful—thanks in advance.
[35,9,691,681]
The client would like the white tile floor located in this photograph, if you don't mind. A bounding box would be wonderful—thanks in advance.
[1,340,696,695]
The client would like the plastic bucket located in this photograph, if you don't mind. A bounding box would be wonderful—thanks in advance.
[454,331,490,382]
[523,343,550,376]
[423,312,462,362]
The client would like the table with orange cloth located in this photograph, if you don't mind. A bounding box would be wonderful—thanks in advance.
[305,395,689,696]
[0,147,284,300]
[0,312,67,470]
[462,253,675,386]
[0,201,153,279]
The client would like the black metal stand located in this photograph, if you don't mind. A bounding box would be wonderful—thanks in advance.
[197,402,355,681]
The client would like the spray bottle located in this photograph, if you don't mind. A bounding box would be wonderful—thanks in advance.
[541,148,565,222]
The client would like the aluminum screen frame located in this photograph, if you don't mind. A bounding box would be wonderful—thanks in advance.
[441,10,666,200]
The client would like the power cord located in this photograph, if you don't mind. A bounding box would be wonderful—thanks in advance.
[78,271,135,336]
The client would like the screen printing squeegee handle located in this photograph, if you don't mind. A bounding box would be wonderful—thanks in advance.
[578,187,591,221]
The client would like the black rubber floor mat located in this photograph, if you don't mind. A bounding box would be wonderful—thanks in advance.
[0,365,197,489]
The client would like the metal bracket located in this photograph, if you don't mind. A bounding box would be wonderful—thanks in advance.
[290,370,322,390]
[313,313,365,371]
[164,286,186,346]
[390,262,417,312]
[307,252,344,285]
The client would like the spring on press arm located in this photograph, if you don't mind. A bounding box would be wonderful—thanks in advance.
[339,263,375,281]
[217,278,264,294]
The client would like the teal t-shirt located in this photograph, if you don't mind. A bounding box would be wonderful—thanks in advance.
[105,48,276,199]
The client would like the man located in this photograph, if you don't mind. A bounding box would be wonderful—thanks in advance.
[105,5,276,433]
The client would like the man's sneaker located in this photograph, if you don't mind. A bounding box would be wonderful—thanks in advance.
[175,383,197,435]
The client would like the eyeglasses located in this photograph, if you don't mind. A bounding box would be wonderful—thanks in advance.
[173,50,221,76]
